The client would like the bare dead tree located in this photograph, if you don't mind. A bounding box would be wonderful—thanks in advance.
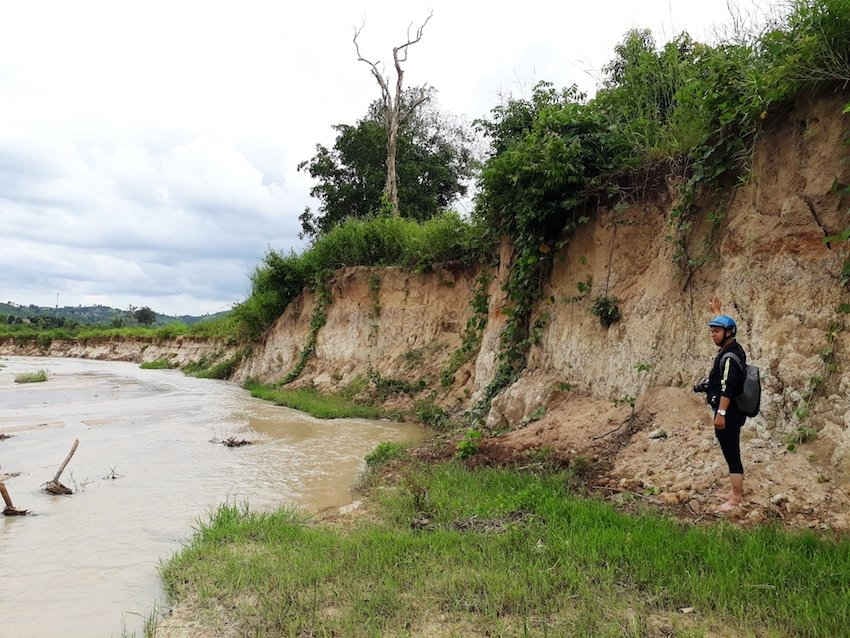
[353,12,433,216]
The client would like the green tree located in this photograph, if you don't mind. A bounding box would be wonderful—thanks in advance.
[134,306,156,325]
[298,89,474,238]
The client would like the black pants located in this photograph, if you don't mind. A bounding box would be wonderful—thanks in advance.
[714,412,745,474]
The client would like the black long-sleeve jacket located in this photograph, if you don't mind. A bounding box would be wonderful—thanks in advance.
[706,340,747,413]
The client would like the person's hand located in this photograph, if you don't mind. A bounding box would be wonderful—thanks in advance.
[714,413,726,429]
[709,296,722,315]
[693,377,709,394]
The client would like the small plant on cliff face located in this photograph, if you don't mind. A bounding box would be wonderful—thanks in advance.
[635,361,653,374]
[402,348,424,369]
[591,295,621,327]
[786,425,818,452]
[614,395,637,413]
[340,374,369,400]
[526,406,547,423]
[368,369,426,399]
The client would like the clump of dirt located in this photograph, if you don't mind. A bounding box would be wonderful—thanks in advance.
[220,437,252,448]
[43,481,73,495]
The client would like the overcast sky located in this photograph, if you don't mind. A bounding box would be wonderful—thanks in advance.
[0,0,775,315]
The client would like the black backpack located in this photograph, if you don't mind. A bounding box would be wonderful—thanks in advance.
[721,352,761,418]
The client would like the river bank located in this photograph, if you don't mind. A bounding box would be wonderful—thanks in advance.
[154,454,850,638]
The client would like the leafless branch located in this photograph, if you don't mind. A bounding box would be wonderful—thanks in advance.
[393,12,433,69]
[353,24,390,105]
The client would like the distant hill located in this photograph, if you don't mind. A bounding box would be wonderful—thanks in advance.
[0,301,228,327]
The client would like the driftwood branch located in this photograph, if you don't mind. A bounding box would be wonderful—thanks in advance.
[53,438,79,483]
[1,480,27,515]
[44,438,79,495]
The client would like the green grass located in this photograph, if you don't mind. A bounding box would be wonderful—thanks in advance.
[162,462,850,637]
[182,351,244,380]
[364,441,408,468]
[245,381,382,419]
[139,358,177,370]
[14,369,47,384]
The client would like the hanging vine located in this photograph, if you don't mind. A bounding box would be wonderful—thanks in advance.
[278,274,332,386]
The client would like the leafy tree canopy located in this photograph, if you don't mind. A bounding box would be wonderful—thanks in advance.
[298,87,474,238]
[134,306,156,325]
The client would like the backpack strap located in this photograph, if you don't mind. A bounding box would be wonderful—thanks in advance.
[721,351,745,372]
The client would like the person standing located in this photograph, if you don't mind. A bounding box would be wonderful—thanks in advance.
[694,297,748,512]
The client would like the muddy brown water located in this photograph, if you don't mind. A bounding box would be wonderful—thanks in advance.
[0,356,422,637]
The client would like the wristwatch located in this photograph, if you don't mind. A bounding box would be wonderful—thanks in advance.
[717,409,727,416]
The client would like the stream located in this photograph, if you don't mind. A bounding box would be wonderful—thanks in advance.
[0,356,422,637]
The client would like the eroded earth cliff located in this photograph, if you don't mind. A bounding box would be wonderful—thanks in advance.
[6,94,849,529]
[235,93,850,529]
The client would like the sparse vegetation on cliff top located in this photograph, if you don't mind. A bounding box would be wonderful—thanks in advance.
[231,211,485,340]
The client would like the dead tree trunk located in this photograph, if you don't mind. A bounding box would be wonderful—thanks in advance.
[353,12,433,217]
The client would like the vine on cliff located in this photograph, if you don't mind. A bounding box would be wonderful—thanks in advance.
[278,274,332,386]
[440,270,492,387]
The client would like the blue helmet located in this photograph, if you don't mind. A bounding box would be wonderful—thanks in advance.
[708,314,737,336]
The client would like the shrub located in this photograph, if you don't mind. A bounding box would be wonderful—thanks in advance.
[365,441,407,468]
[414,399,452,430]
[14,369,48,384]
[140,359,177,370]
[456,428,483,459]
[786,425,818,451]
[369,370,426,399]
[591,296,621,327]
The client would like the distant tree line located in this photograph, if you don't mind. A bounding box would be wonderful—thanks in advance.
[0,305,157,329]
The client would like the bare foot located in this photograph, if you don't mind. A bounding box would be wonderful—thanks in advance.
[715,500,741,513]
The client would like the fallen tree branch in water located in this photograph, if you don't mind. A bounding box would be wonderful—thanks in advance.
[44,438,78,495]
[1,480,27,515]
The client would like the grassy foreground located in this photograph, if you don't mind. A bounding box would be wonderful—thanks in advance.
[244,381,383,420]
[161,462,850,637]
